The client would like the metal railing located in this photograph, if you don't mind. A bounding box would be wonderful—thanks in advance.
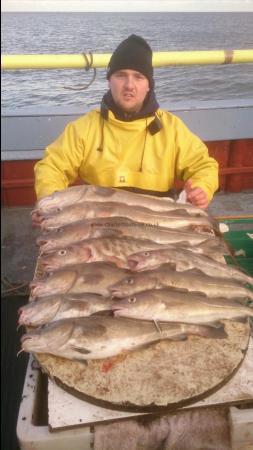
[2,49,253,70]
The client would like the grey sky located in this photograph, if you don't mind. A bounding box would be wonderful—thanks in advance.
[2,0,253,12]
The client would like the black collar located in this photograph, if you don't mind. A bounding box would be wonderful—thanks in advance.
[100,90,162,135]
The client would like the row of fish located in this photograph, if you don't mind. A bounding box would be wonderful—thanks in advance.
[37,236,251,283]
[20,185,253,361]
[20,282,253,327]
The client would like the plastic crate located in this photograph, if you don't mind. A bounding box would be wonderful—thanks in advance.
[217,217,253,276]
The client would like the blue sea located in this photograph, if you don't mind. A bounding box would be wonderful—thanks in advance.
[1,12,253,110]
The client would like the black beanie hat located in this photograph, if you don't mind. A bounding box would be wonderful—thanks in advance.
[106,34,154,86]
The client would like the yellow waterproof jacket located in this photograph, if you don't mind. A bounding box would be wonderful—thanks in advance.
[34,108,218,200]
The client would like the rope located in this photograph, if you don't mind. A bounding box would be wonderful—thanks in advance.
[1,276,29,297]
[63,51,97,91]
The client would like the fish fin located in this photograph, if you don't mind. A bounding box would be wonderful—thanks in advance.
[162,285,190,294]
[195,324,227,339]
[169,209,192,217]
[185,268,208,276]
[129,341,162,352]
[92,310,113,317]
[169,334,188,341]
[72,347,91,355]
[75,360,88,366]
[236,298,253,307]
[156,280,165,289]
[176,241,194,248]
[230,316,248,324]
[189,290,209,297]
[203,321,224,329]
[153,320,162,334]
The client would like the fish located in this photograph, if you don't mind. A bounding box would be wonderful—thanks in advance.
[29,262,131,299]
[112,288,253,324]
[38,237,168,272]
[109,266,253,300]
[39,201,216,234]
[127,247,253,286]
[20,315,226,361]
[18,293,114,327]
[37,217,221,255]
[174,242,227,263]
[37,220,121,254]
[35,184,208,217]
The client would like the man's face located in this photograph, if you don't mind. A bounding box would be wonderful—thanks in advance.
[108,69,150,114]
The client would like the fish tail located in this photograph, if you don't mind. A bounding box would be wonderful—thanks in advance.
[185,323,227,339]
[246,307,253,317]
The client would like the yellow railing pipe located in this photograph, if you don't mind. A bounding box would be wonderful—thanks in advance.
[2,50,253,70]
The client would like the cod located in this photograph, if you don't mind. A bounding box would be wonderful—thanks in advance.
[19,293,115,327]
[109,265,253,300]
[35,184,207,216]
[20,316,226,361]
[127,248,253,286]
[112,288,253,324]
[30,262,131,298]
[39,201,216,234]
[37,217,219,254]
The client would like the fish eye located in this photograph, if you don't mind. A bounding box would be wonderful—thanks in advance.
[126,278,134,285]
[56,228,64,233]
[58,250,67,256]
[143,252,150,256]
[128,297,136,303]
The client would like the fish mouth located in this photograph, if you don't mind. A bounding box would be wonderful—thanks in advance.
[108,287,125,298]
[40,219,50,230]
[43,264,59,274]
[29,282,48,299]
[39,258,60,273]
[21,335,34,347]
[127,258,140,270]
[111,303,123,311]
[36,237,52,247]
[36,237,48,245]
[40,219,57,231]
[29,282,39,297]
[111,307,125,317]
[18,308,25,325]
[110,303,128,316]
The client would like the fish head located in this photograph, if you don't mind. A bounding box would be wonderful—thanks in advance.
[36,191,65,212]
[36,226,66,249]
[36,186,85,213]
[127,250,160,271]
[109,275,138,297]
[37,235,59,254]
[21,319,75,354]
[39,245,92,273]
[112,292,153,319]
[39,215,63,230]
[18,297,61,327]
[29,269,77,298]
[109,273,152,297]
[39,206,79,230]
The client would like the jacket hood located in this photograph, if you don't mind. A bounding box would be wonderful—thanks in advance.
[101,89,159,122]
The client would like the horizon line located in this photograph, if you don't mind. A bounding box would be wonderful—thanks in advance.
[2,9,253,12]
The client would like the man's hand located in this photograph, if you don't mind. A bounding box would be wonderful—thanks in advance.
[31,210,43,228]
[184,179,209,209]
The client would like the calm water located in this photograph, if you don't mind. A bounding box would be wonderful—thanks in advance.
[1,12,253,110]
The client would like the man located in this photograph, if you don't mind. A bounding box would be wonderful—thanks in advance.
[33,34,218,224]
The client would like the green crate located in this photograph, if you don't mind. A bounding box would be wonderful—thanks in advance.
[217,217,253,276]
